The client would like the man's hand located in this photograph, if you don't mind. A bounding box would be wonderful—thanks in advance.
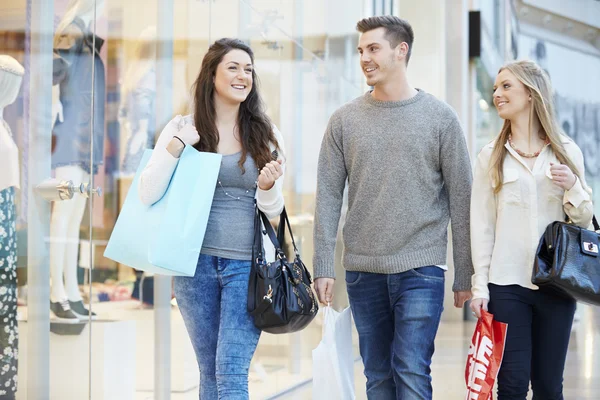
[454,290,472,308]
[314,277,335,305]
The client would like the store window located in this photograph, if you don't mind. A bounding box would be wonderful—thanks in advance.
[2,1,370,398]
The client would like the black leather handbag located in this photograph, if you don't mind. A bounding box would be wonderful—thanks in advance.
[533,216,600,305]
[247,207,318,334]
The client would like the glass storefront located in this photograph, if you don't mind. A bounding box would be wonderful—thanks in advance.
[1,0,368,398]
[472,58,504,153]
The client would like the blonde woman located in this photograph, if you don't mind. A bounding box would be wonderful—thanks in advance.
[470,60,593,399]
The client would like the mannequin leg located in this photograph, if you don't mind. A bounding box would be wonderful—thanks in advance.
[63,173,89,303]
[49,165,88,321]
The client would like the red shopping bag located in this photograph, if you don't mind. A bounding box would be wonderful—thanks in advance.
[465,309,508,400]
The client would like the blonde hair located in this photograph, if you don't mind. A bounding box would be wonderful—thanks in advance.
[489,60,580,193]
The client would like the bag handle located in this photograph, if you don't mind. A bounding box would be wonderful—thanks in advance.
[258,209,284,258]
[258,207,300,259]
[276,207,300,256]
[252,204,267,262]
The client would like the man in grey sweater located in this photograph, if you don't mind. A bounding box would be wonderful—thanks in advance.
[313,16,473,399]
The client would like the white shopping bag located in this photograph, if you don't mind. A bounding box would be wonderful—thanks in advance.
[312,306,355,400]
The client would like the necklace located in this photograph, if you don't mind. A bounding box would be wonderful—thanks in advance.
[217,167,259,200]
[217,149,278,200]
[508,134,549,158]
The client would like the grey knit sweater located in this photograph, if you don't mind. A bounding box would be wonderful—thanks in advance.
[313,89,474,291]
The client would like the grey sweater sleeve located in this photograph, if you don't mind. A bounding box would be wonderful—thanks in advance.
[313,114,347,279]
[440,115,474,291]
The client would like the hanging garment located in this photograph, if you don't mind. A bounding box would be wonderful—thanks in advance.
[52,16,106,174]
[0,187,19,396]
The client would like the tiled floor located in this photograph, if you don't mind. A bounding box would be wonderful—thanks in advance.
[288,305,600,400]
[134,304,600,399]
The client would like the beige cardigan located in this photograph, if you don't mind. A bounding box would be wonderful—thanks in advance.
[470,136,594,300]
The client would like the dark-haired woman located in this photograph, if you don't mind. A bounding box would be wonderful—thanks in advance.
[139,38,285,400]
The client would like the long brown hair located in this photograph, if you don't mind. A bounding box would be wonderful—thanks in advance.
[192,38,278,172]
[489,60,579,193]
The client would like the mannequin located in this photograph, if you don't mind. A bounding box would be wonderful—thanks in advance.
[50,0,106,321]
[119,26,157,175]
[0,55,23,399]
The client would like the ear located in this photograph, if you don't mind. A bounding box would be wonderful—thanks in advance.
[525,88,533,101]
[397,42,409,61]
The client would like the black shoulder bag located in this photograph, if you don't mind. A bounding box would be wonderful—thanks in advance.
[247,207,319,333]
[533,216,600,305]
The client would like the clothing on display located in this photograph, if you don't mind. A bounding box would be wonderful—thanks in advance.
[0,55,23,397]
[119,67,156,175]
[0,56,23,194]
[0,119,20,194]
[0,188,18,397]
[52,16,105,174]
[48,2,106,322]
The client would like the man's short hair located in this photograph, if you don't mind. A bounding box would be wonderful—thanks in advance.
[356,16,414,64]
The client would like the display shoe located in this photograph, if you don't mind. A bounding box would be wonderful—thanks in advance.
[50,300,80,323]
[69,300,98,320]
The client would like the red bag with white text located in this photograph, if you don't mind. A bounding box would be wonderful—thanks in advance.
[465,310,508,400]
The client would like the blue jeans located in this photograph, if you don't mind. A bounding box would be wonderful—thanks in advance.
[346,266,445,400]
[174,254,260,400]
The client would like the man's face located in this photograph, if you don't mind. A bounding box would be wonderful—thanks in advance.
[357,27,402,87]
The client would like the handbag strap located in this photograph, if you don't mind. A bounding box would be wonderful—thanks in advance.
[259,210,286,258]
[259,207,302,258]
[253,204,267,262]
[276,207,300,255]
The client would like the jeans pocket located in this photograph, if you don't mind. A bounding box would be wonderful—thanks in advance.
[409,266,445,281]
[345,271,362,286]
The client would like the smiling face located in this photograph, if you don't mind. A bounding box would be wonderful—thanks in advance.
[213,49,253,105]
[357,27,404,87]
[493,68,531,121]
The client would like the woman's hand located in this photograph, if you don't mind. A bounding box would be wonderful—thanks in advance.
[469,298,489,319]
[550,162,576,190]
[258,159,283,190]
[175,123,200,146]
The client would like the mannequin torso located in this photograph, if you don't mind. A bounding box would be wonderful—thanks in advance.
[0,56,24,192]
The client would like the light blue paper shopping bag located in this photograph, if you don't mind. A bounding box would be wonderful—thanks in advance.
[104,146,222,276]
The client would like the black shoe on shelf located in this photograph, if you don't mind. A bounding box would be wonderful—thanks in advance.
[50,300,80,324]
[69,300,98,320]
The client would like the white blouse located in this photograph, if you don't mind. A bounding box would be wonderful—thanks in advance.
[0,119,20,192]
[470,135,594,300]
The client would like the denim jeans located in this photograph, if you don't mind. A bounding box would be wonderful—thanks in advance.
[488,283,576,400]
[346,266,445,400]
[174,254,261,400]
